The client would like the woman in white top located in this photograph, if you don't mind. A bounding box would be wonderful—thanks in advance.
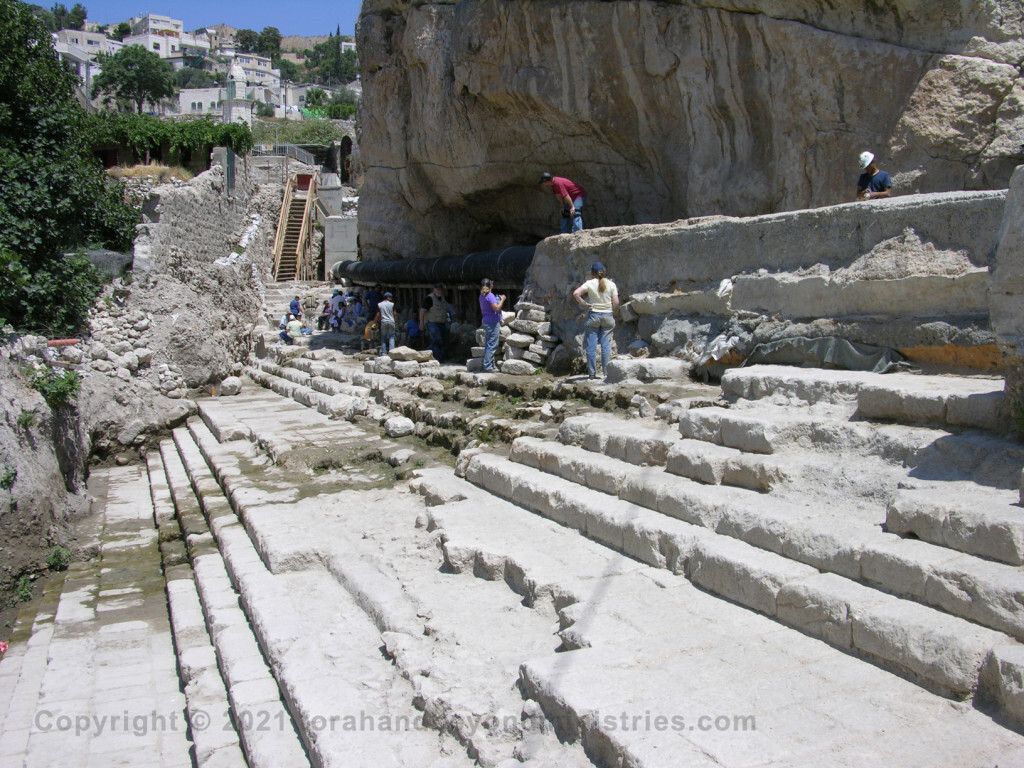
[572,261,620,379]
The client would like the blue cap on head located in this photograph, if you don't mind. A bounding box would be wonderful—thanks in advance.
[591,261,605,273]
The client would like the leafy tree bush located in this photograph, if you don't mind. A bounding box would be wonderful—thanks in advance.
[175,67,216,89]
[111,20,130,40]
[235,28,258,53]
[92,45,176,114]
[251,118,349,146]
[305,87,328,108]
[0,0,139,336]
[257,26,282,58]
[255,101,275,118]
[84,112,255,159]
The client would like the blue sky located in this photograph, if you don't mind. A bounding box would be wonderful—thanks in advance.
[80,1,363,37]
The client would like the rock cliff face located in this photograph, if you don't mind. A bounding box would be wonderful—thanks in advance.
[356,0,1024,260]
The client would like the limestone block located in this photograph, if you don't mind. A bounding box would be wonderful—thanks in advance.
[384,416,415,437]
[505,346,526,360]
[505,333,534,348]
[858,385,947,424]
[527,343,550,356]
[619,302,638,323]
[688,536,818,616]
[629,290,731,317]
[471,346,485,358]
[116,367,131,381]
[111,340,133,355]
[475,328,486,346]
[388,346,421,361]
[466,357,484,372]
[373,357,395,374]
[500,359,536,375]
[121,351,139,371]
[979,643,1024,731]
[135,347,154,365]
[515,301,545,313]
[536,322,552,335]
[945,390,1005,431]
[89,342,108,360]
[539,334,559,343]
[777,573,893,649]
[510,319,541,335]
[522,351,545,365]
[851,598,1005,696]
[219,376,242,396]
[499,324,511,339]
[393,361,421,378]
[605,357,690,384]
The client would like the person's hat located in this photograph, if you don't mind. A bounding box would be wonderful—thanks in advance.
[294,295,300,300]
[591,261,605,273]
[332,289,340,295]
[433,282,444,289]
[288,314,295,320]
[480,278,493,287]
[538,172,552,184]
[858,151,875,171]
[384,292,392,298]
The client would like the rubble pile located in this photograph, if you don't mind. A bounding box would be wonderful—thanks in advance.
[467,301,559,375]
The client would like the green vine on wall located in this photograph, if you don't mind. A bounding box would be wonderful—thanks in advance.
[84,113,255,158]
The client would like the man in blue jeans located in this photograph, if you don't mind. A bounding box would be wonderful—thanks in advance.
[419,283,449,362]
[539,172,587,233]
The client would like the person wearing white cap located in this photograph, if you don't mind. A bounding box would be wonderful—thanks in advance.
[856,151,892,201]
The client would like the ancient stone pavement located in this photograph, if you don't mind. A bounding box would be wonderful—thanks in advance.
[3,349,1024,767]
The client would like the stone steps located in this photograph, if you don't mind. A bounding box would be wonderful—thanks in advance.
[158,439,310,768]
[509,425,1024,641]
[0,465,191,768]
[161,426,470,768]
[720,365,1005,432]
[458,448,1024,706]
[173,410,594,767]
[409,469,1024,766]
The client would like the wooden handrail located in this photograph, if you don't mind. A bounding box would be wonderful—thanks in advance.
[272,178,295,279]
[295,173,319,280]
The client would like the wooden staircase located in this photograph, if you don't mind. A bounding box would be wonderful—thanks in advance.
[273,172,319,282]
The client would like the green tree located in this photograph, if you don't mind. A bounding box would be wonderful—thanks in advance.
[110,20,130,40]
[92,45,175,114]
[305,87,327,108]
[66,2,85,29]
[235,28,257,53]
[175,66,215,89]
[275,58,299,83]
[256,26,281,58]
[0,0,139,335]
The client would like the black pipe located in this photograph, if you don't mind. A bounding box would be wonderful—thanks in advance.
[331,245,535,288]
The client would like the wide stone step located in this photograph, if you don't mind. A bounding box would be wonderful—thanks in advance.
[886,485,1024,566]
[159,439,310,768]
[678,404,939,462]
[461,451,1024,705]
[557,414,681,466]
[720,365,1005,431]
[412,471,1024,764]
[506,436,1024,642]
[665,438,790,491]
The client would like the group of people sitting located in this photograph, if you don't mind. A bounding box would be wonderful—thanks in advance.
[317,289,369,333]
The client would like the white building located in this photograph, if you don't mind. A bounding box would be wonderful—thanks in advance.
[123,14,210,59]
[175,87,222,116]
[230,53,280,89]
[56,29,123,57]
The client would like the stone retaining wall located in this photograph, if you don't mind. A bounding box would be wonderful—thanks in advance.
[523,189,1009,374]
[990,167,1024,426]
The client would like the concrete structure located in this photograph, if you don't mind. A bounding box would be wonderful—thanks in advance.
[56,29,122,56]
[123,15,211,59]
[324,217,358,275]
[231,53,280,89]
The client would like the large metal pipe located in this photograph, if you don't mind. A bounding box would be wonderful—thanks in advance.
[331,245,535,288]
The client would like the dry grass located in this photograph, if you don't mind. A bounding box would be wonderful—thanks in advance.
[107,163,194,183]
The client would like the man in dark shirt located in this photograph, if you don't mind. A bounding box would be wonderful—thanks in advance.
[364,284,383,322]
[856,151,892,201]
[539,172,587,233]
[419,283,449,362]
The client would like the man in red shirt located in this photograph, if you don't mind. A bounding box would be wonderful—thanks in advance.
[539,172,587,233]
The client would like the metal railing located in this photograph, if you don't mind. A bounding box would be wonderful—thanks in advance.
[251,142,316,167]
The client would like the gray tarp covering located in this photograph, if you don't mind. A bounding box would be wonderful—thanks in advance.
[742,335,904,373]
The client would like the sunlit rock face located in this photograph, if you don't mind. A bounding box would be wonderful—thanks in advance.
[355,0,1024,261]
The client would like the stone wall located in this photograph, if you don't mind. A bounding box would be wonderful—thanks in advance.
[522,190,1008,372]
[356,0,1024,261]
[990,166,1024,425]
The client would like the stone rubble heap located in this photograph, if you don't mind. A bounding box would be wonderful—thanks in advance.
[468,301,559,375]
[77,286,190,397]
[366,345,441,378]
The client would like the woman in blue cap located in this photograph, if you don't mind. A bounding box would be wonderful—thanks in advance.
[572,261,619,379]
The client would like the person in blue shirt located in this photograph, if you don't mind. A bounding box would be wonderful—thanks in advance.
[856,151,892,201]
